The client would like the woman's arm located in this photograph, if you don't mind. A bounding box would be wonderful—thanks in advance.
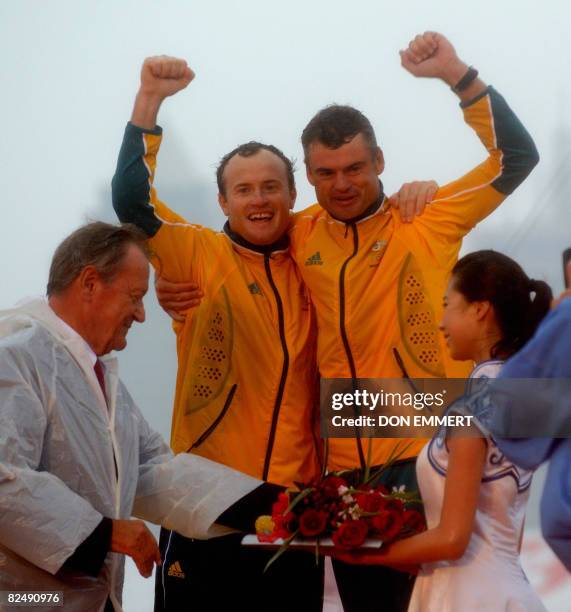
[335,436,487,568]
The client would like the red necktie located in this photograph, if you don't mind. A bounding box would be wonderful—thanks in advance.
[95,359,117,477]
[94,359,108,405]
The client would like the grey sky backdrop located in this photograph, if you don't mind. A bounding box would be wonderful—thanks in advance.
[1,1,570,609]
[2,0,570,302]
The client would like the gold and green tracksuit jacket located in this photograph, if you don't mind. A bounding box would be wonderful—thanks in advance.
[289,86,539,471]
[112,125,320,488]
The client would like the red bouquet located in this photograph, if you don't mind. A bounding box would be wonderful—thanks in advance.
[254,455,425,569]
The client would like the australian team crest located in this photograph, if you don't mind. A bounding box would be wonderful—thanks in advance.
[369,239,387,267]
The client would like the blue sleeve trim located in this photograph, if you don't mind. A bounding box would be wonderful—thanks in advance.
[111,123,163,237]
[487,87,540,195]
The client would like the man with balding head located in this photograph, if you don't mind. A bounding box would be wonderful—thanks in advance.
[0,222,277,612]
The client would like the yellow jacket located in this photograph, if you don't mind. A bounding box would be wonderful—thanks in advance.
[289,87,539,470]
[113,125,320,488]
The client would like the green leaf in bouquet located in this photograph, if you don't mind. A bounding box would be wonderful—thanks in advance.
[315,538,320,566]
[263,529,300,573]
[363,438,373,485]
[363,440,415,488]
[320,439,329,480]
[286,487,314,515]
[393,491,422,504]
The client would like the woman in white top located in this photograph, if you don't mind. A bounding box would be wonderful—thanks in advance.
[336,250,552,611]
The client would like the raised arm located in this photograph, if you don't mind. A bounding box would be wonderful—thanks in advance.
[131,56,194,130]
[112,56,194,235]
[112,56,208,285]
[399,32,539,246]
[400,32,487,104]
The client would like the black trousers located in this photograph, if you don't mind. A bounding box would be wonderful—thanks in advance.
[155,529,324,612]
[332,457,420,612]
[331,561,415,612]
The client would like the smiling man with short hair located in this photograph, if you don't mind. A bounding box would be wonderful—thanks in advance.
[112,56,324,612]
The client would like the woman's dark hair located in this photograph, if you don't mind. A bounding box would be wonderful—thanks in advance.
[451,250,552,359]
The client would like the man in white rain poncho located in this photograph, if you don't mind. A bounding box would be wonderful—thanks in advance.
[0,222,280,612]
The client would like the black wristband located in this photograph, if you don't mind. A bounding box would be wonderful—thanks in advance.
[452,66,479,93]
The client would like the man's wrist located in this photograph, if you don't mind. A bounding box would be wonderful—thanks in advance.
[130,91,163,130]
[440,60,470,88]
[451,67,479,93]
[61,517,112,577]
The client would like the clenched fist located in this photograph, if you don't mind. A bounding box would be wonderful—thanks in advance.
[139,55,195,100]
[131,56,194,128]
[399,32,468,87]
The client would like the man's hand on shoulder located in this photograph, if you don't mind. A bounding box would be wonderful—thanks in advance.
[155,274,203,323]
[110,519,162,578]
[131,56,195,129]
[389,180,439,223]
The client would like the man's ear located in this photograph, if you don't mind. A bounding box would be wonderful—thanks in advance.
[77,265,100,301]
[305,161,316,187]
[374,147,385,176]
[289,188,297,210]
[218,193,230,217]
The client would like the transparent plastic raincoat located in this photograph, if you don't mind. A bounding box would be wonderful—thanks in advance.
[0,299,261,611]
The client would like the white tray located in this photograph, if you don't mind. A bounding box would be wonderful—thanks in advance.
[241,535,383,552]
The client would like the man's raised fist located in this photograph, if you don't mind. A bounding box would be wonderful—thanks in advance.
[139,55,194,100]
[399,32,467,86]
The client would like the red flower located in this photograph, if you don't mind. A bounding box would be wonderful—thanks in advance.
[321,475,347,500]
[272,523,291,540]
[355,492,386,514]
[371,508,404,542]
[273,507,296,536]
[299,509,328,537]
[402,509,425,534]
[272,492,290,516]
[332,520,369,550]
[271,493,295,539]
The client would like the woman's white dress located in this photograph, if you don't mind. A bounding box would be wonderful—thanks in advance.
[407,361,547,612]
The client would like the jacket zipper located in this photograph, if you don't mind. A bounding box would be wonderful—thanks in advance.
[339,223,366,469]
[189,384,238,450]
[262,254,290,481]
